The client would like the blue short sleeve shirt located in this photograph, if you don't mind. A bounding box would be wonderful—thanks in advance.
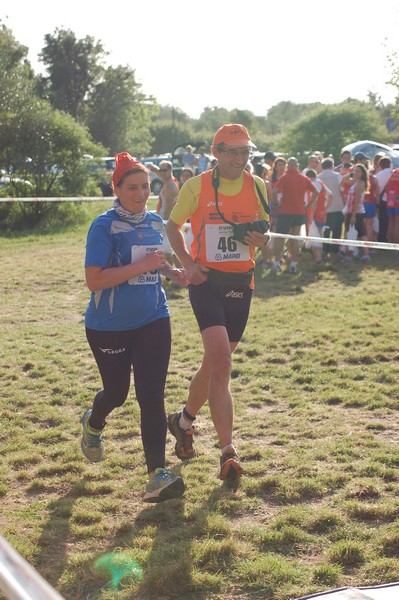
[84,209,170,331]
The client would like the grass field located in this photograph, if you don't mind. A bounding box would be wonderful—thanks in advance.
[1,200,399,600]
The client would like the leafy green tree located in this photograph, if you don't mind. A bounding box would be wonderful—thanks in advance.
[85,65,157,155]
[39,28,106,120]
[277,100,388,163]
[264,101,321,135]
[157,105,191,124]
[196,107,231,133]
[228,109,257,132]
[0,25,105,227]
[0,96,105,227]
[150,120,198,154]
[0,23,36,153]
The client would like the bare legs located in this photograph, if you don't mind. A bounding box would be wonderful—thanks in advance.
[185,325,238,449]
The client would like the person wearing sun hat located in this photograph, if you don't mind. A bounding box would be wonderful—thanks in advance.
[183,144,198,173]
[165,124,270,482]
[81,152,187,503]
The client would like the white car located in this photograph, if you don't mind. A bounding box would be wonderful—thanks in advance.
[340,140,399,168]
[0,174,32,188]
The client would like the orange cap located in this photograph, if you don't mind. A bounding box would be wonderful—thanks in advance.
[212,124,256,149]
[112,152,147,188]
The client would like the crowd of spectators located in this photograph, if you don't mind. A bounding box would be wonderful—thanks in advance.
[247,149,399,272]
[151,144,399,273]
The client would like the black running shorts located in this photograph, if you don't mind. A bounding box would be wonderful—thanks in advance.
[188,269,253,342]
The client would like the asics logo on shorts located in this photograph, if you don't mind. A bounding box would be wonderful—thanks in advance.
[99,347,126,354]
[226,290,244,299]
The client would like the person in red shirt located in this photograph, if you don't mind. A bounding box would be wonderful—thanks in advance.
[271,157,318,273]
[305,169,333,263]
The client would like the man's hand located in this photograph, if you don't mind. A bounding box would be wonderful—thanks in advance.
[244,231,270,247]
[184,262,209,285]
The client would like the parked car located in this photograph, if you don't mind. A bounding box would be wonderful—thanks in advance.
[141,154,172,167]
[85,156,163,196]
[85,156,115,175]
[340,140,399,168]
[0,171,32,189]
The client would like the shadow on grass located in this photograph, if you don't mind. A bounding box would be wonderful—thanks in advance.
[31,486,80,592]
[131,475,241,600]
[254,249,398,300]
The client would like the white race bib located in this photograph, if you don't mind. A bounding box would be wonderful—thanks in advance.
[205,224,250,263]
[128,244,162,285]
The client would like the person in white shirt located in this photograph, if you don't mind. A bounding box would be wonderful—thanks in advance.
[317,158,345,256]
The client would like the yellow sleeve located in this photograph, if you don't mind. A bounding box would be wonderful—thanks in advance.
[253,175,270,221]
[169,175,202,225]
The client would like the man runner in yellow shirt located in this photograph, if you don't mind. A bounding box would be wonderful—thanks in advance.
[166,124,269,480]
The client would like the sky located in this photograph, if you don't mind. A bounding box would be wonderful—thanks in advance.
[3,1,399,119]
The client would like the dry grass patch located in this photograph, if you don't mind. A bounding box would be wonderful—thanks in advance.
[1,210,399,598]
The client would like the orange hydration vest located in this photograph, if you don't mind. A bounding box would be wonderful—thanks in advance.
[190,170,260,274]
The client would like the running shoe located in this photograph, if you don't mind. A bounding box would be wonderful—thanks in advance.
[143,468,185,503]
[219,449,244,481]
[260,261,271,270]
[289,262,298,274]
[271,262,282,273]
[81,409,104,463]
[167,412,196,460]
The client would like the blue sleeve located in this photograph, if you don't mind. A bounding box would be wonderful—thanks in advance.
[85,218,113,268]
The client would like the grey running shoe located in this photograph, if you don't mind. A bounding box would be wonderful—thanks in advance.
[81,409,104,463]
[143,468,185,503]
[271,262,282,273]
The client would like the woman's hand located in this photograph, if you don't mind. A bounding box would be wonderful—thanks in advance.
[142,250,167,272]
[167,268,190,286]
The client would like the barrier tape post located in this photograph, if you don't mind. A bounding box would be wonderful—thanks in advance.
[0,535,64,600]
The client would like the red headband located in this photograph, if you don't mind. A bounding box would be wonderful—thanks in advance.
[112,152,147,188]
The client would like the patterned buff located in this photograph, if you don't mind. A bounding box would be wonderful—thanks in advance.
[113,198,148,225]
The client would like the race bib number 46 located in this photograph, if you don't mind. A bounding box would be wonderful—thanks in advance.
[205,224,250,262]
[128,244,162,285]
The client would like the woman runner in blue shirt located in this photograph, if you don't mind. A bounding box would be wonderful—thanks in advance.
[81,152,186,503]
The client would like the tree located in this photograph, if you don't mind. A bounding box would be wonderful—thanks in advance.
[157,105,191,124]
[264,101,322,135]
[229,109,257,132]
[277,101,388,163]
[150,120,198,154]
[39,28,106,120]
[85,65,157,155]
[196,107,231,133]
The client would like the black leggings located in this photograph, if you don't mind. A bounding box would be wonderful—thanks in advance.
[86,317,171,473]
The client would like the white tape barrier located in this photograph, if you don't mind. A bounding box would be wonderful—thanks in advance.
[0,535,64,600]
[175,223,399,253]
[1,197,397,251]
[0,197,106,202]
[268,231,399,252]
